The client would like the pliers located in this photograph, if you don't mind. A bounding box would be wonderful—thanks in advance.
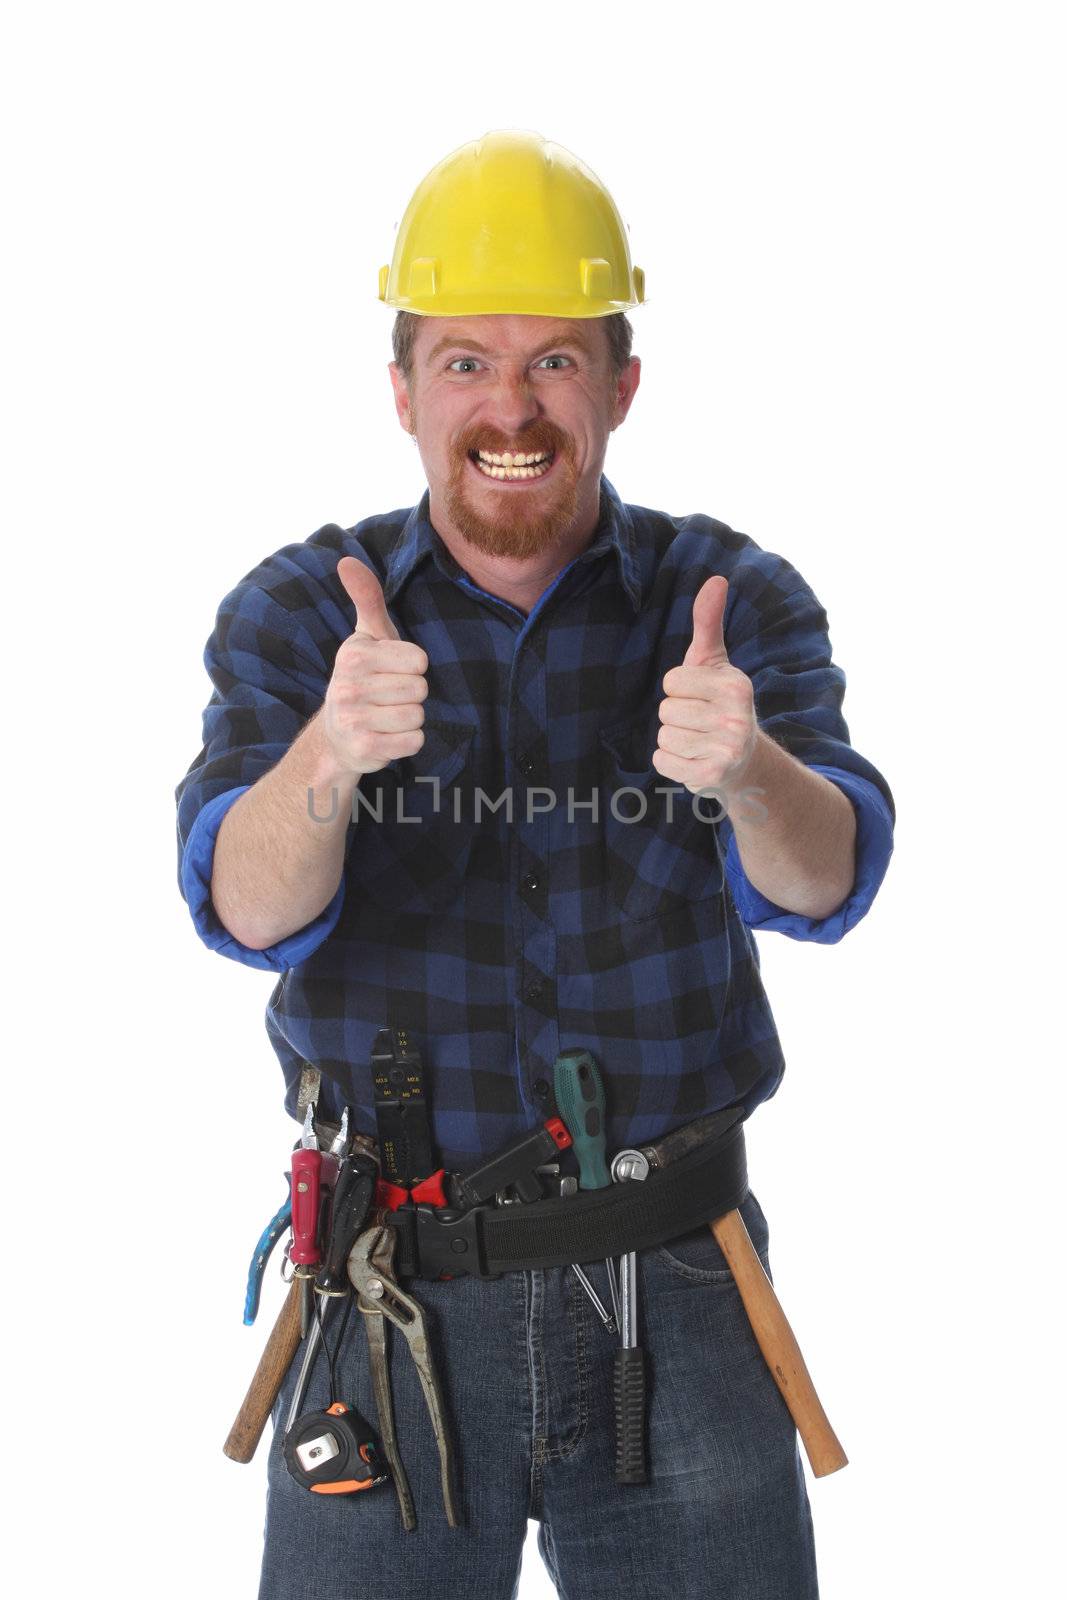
[347,1224,461,1531]
[245,1106,351,1331]
[243,1196,293,1326]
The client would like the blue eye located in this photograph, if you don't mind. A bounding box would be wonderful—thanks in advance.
[536,355,573,370]
[448,358,482,373]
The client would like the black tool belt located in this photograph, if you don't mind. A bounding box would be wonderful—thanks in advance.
[386,1111,748,1281]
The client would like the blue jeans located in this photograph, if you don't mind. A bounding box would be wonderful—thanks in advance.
[259,1189,819,1599]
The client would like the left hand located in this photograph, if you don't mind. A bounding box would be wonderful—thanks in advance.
[652,576,759,796]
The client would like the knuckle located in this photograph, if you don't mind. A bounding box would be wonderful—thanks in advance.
[385,705,421,732]
[383,641,428,675]
[335,645,370,681]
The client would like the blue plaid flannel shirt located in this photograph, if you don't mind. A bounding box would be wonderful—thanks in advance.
[175,477,894,1165]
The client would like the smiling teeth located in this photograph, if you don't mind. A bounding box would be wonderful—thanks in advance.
[477,449,550,465]
[474,449,553,480]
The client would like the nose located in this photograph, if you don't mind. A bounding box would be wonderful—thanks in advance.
[487,368,541,436]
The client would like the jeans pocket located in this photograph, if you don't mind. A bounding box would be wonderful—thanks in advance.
[651,1189,771,1284]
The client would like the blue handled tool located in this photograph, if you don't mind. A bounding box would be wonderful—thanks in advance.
[552,1049,610,1189]
[552,1048,621,1325]
[243,1196,293,1326]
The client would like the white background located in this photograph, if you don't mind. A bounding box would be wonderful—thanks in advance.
[5,2,1064,1595]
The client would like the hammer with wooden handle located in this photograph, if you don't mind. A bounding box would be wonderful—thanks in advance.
[708,1208,847,1476]
[223,1276,304,1463]
[641,1107,848,1478]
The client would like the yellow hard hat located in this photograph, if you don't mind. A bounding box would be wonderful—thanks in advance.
[379,129,645,318]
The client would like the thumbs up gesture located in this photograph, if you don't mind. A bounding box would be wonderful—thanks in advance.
[653,576,758,798]
[321,556,429,778]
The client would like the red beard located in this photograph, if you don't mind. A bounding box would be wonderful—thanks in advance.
[440,419,581,561]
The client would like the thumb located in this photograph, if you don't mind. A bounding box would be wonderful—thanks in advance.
[682,575,730,668]
[337,556,400,642]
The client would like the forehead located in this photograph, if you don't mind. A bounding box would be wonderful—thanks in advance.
[413,314,608,366]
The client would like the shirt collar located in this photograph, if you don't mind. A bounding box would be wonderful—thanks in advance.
[383,475,644,614]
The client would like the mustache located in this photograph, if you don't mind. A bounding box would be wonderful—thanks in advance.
[454,420,574,460]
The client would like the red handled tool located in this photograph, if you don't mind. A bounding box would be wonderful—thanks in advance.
[290,1102,322,1338]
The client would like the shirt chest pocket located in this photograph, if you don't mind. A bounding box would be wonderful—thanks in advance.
[597,720,725,921]
[345,717,478,916]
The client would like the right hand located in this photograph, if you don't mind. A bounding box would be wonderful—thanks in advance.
[321,557,428,777]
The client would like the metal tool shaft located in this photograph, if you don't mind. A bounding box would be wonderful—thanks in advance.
[619,1249,636,1345]
[605,1259,621,1324]
[572,1263,617,1332]
[284,1300,330,1434]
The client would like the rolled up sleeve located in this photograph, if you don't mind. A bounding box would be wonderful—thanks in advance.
[719,562,896,943]
[722,766,894,944]
[175,569,345,970]
[179,786,345,971]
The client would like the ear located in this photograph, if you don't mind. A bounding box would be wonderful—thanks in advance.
[388,360,415,435]
[610,355,641,431]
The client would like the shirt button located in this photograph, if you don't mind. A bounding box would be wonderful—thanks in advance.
[518,753,537,778]
[533,1078,551,1100]
[521,872,541,894]
[526,978,545,1001]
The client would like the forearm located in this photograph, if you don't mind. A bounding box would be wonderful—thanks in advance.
[725,732,856,919]
[211,711,360,949]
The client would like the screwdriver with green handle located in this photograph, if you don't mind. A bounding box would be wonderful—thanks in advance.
[552,1049,621,1325]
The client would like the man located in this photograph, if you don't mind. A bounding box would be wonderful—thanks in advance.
[176,131,894,1599]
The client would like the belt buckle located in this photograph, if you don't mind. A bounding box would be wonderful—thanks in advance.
[410,1202,496,1280]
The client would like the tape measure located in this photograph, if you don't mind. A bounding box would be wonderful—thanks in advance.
[283,1403,388,1496]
